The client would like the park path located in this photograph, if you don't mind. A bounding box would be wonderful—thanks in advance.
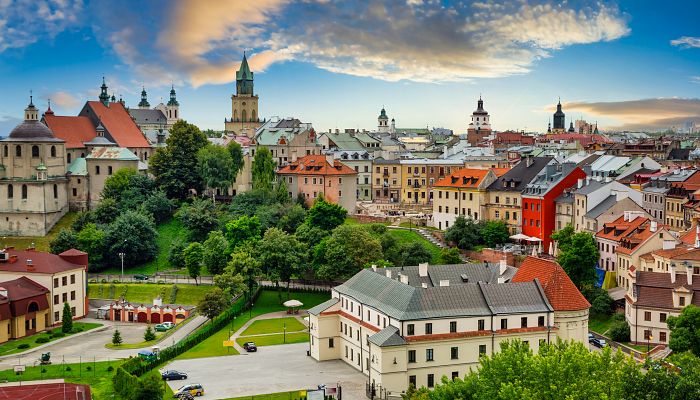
[229,311,308,353]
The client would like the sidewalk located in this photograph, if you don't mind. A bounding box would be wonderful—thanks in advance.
[229,311,308,353]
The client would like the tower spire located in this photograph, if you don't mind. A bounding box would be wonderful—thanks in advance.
[138,86,150,108]
[99,77,110,106]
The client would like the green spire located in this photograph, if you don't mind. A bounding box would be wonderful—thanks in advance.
[138,86,150,108]
[167,84,179,106]
[235,52,254,96]
[99,77,110,106]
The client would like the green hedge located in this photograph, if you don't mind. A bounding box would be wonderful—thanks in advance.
[113,366,138,398]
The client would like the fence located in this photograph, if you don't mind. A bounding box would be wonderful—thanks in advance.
[88,273,213,285]
[259,279,337,292]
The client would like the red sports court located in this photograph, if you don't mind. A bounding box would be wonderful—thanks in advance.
[0,382,91,400]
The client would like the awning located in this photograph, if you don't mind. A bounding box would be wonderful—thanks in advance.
[509,233,530,240]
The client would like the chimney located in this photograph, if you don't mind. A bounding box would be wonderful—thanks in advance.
[687,265,694,286]
[577,178,584,189]
[439,279,449,287]
[650,220,658,232]
[605,176,612,183]
[623,211,629,222]
[418,262,429,277]
[497,277,505,284]
[0,287,6,298]
[371,264,377,272]
[385,270,392,279]
[421,283,428,289]
[400,274,409,285]
[586,176,591,185]
[499,259,507,275]
[670,263,676,284]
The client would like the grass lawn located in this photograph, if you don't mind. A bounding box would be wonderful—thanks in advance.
[236,332,308,347]
[589,314,617,336]
[1,212,78,252]
[386,229,442,263]
[621,342,652,352]
[0,322,102,357]
[223,390,308,400]
[240,317,306,336]
[176,290,330,360]
[87,283,209,305]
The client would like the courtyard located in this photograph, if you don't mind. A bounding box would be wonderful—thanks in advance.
[163,342,367,399]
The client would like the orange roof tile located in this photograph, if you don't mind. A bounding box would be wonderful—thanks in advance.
[512,256,590,311]
[492,167,511,177]
[434,168,491,188]
[43,115,97,149]
[277,155,357,176]
[84,102,150,148]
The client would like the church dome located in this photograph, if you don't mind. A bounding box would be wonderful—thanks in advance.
[8,120,55,139]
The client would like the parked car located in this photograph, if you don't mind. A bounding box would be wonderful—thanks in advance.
[591,337,608,348]
[162,322,175,329]
[161,370,188,381]
[243,342,257,352]
[155,324,169,332]
[588,333,595,343]
[133,274,149,281]
[173,383,204,398]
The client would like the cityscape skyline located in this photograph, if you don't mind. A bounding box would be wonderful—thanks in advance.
[1,0,699,134]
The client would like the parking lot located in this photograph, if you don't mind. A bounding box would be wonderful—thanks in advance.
[163,343,367,399]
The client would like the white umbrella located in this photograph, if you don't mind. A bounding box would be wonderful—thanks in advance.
[538,241,543,254]
[509,233,529,240]
[526,236,542,242]
[531,246,537,257]
[283,300,303,308]
[548,242,554,256]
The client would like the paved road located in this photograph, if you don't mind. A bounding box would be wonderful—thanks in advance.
[163,343,366,400]
[0,315,207,370]
[229,311,307,353]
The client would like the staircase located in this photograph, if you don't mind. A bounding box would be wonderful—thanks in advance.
[417,229,447,249]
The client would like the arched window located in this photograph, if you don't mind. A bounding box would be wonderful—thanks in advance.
[21,185,27,199]
[233,109,238,122]
[67,153,72,164]
[175,109,178,119]
[7,184,12,199]
[15,145,21,157]
[241,110,247,122]
[251,110,256,122]
[31,145,39,158]
[53,184,57,199]
[27,302,39,313]
[2,145,7,157]
[80,153,85,158]
[50,146,56,158]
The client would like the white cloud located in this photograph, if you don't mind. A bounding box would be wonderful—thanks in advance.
[671,36,700,48]
[46,91,79,109]
[0,0,82,52]
[564,98,700,130]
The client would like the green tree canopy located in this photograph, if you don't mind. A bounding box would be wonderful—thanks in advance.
[132,374,164,400]
[141,190,174,224]
[198,287,229,320]
[167,238,187,270]
[104,211,158,267]
[444,216,482,250]
[61,302,73,333]
[93,197,121,224]
[306,198,347,231]
[224,241,262,295]
[227,141,245,181]
[202,230,229,276]
[438,247,463,264]
[102,167,139,200]
[175,198,220,242]
[556,231,599,287]
[316,225,382,280]
[225,215,262,249]
[149,120,209,199]
[256,227,305,295]
[278,204,307,233]
[551,224,575,248]
[184,242,204,284]
[251,146,276,192]
[76,223,106,268]
[480,220,510,247]
[400,242,432,267]
[197,144,235,194]
[668,304,700,356]
[50,228,78,254]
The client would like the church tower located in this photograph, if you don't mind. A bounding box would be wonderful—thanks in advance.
[99,78,110,106]
[378,107,389,133]
[165,85,180,125]
[466,96,492,145]
[138,87,150,109]
[552,98,566,133]
[225,53,261,137]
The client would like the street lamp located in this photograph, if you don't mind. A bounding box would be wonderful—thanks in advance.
[284,322,287,344]
[647,333,653,354]
[118,252,125,281]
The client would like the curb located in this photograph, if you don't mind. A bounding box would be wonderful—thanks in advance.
[0,325,109,360]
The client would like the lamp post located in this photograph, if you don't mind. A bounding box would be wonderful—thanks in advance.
[118,252,125,281]
[284,322,287,344]
[647,333,653,354]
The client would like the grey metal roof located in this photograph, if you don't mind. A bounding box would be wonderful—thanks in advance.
[480,281,552,314]
[368,326,406,347]
[374,263,514,288]
[487,157,553,192]
[585,195,617,219]
[307,298,338,316]
[574,179,607,195]
[128,109,168,126]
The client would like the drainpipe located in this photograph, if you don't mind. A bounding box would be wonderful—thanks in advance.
[491,314,495,356]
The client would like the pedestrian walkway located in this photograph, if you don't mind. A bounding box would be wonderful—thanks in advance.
[229,311,308,353]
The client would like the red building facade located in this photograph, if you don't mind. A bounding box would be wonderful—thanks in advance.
[522,164,587,247]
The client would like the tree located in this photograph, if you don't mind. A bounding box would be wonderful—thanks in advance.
[316,225,382,280]
[133,374,164,400]
[76,223,106,268]
[257,228,305,298]
[438,247,462,264]
[668,304,700,356]
[49,229,78,254]
[61,302,73,333]
[112,329,123,346]
[93,197,121,224]
[480,220,510,247]
[444,216,481,250]
[197,144,234,196]
[198,287,228,320]
[149,120,209,199]
[400,242,432,267]
[141,191,174,224]
[143,325,156,341]
[551,224,575,248]
[168,238,187,270]
[608,319,631,342]
[229,189,271,218]
[202,230,229,276]
[556,231,599,287]
[71,211,94,232]
[251,146,276,192]
[104,211,158,267]
[175,198,220,242]
[221,241,261,297]
[278,204,307,233]
[590,291,614,316]
[184,242,203,284]
[295,223,330,246]
[225,215,262,249]
[227,141,245,181]
[305,198,347,231]
[102,167,139,200]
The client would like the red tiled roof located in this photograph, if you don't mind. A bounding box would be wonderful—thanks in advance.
[84,101,150,148]
[0,248,86,274]
[42,115,97,149]
[595,214,649,242]
[277,155,357,176]
[512,256,590,311]
[434,168,491,188]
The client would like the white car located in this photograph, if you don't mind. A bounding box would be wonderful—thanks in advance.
[162,322,175,329]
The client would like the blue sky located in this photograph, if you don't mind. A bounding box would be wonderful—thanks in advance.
[1,0,699,134]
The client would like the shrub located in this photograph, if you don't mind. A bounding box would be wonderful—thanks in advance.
[65,366,72,372]
[101,279,107,283]
[591,293,615,316]
[609,320,631,342]
[51,332,65,339]
[107,366,114,372]
[41,368,47,373]
[612,312,626,322]
[17,344,30,349]
[35,337,49,344]
[144,326,156,342]
[72,326,83,333]
[86,366,92,371]
[169,285,179,304]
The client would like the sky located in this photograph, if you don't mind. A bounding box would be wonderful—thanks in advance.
[1,0,700,135]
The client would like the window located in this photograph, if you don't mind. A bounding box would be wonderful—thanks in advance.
[409,375,416,388]
[15,145,21,157]
[478,319,485,330]
[7,184,12,199]
[70,291,75,301]
[408,350,416,363]
[644,311,652,321]
[71,274,75,284]
[500,318,508,330]
[427,374,435,388]
[538,316,545,327]
[450,346,458,360]
[426,349,434,361]
[479,345,486,355]
[425,323,432,335]
[644,329,652,340]
[72,188,77,197]
[53,295,59,304]
[21,185,27,199]
[71,307,76,316]
[2,145,6,157]
[53,278,58,288]
[407,324,414,335]
[660,332,667,342]
[521,317,528,328]
[50,146,56,157]
[54,311,60,322]
[108,166,113,175]
[53,184,58,199]
[345,346,348,358]
[95,166,100,175]
[660,313,667,323]
[62,276,67,286]
[329,338,334,348]
[450,321,457,333]
[680,297,686,306]
[62,293,67,302]
[31,146,39,157]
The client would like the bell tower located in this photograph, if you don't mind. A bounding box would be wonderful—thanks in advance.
[225,53,261,137]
